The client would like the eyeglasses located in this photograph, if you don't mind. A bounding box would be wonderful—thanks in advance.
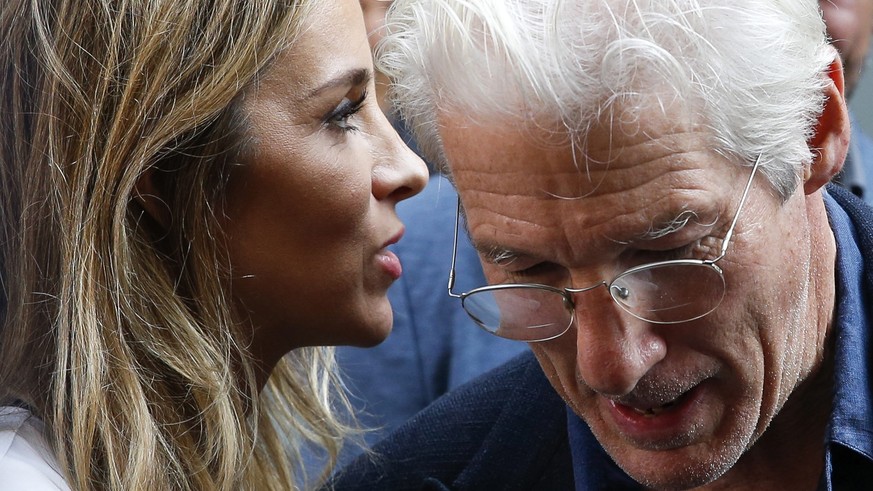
[447,155,761,342]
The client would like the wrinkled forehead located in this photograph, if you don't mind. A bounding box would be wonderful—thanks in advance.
[438,94,715,195]
[435,98,746,258]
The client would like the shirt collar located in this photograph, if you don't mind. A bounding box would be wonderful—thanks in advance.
[823,191,873,458]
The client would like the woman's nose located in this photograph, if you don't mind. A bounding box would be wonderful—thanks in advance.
[372,122,428,203]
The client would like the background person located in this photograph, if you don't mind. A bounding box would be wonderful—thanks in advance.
[822,0,873,201]
[359,0,428,166]
[0,0,426,489]
[336,176,527,451]
[332,0,871,489]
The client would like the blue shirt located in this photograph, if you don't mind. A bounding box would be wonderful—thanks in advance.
[568,192,873,490]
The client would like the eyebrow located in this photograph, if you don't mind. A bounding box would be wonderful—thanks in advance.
[473,241,525,266]
[308,67,372,98]
[473,207,714,265]
[637,209,704,241]
[457,205,525,266]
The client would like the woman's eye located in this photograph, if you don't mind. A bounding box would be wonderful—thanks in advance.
[325,90,367,132]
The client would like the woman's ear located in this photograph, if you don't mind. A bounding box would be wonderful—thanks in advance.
[804,50,851,195]
[133,168,171,230]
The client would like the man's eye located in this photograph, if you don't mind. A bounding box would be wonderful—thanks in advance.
[658,243,698,261]
[643,238,715,263]
[325,90,367,132]
[507,261,566,283]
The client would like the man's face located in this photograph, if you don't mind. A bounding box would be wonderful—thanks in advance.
[440,104,833,488]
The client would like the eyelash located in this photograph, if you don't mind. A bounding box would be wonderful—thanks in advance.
[325,90,368,133]
[647,238,712,263]
[509,239,709,281]
[507,261,565,283]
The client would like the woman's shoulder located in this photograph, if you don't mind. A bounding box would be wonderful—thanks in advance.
[0,406,70,490]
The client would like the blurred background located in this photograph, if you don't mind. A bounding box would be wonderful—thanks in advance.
[852,68,873,134]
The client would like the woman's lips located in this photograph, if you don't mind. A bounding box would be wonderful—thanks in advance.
[377,249,403,280]
[376,228,405,280]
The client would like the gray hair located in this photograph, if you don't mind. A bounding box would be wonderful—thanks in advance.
[379,0,834,199]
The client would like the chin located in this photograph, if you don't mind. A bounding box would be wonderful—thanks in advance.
[609,443,742,491]
[624,467,727,491]
[342,323,392,348]
[364,312,396,345]
[340,301,394,347]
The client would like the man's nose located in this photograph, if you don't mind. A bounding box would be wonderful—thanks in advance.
[570,286,667,397]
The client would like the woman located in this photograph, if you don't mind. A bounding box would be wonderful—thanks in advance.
[0,0,427,489]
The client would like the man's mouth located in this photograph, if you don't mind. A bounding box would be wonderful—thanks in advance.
[630,401,677,416]
[616,384,696,417]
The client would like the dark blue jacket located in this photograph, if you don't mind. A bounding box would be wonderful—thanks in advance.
[331,351,572,490]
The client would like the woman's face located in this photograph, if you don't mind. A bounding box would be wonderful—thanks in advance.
[223,0,427,368]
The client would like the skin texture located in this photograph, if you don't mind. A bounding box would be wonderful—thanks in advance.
[820,0,873,97]
[222,0,427,379]
[360,0,393,113]
[439,60,849,489]
[360,0,391,53]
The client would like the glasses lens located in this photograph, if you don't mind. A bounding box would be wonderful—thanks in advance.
[610,261,725,323]
[462,286,572,341]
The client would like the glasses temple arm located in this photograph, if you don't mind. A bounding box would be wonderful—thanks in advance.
[719,154,762,257]
[447,196,462,297]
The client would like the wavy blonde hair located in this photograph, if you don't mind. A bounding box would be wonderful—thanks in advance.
[0,0,350,489]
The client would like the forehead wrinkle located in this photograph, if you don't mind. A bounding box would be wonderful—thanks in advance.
[535,150,718,206]
[446,117,710,182]
[556,182,716,265]
[578,124,712,164]
[461,188,573,263]
[465,214,551,264]
[460,168,720,271]
[452,126,734,266]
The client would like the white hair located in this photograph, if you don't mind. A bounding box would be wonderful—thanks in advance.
[379,0,834,199]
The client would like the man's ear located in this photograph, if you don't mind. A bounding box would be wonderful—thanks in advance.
[804,51,850,195]
[133,168,171,230]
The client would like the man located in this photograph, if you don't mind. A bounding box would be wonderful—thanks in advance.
[821,0,873,201]
[331,1,872,489]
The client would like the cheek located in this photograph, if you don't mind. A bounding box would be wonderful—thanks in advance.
[226,161,371,270]
[221,141,377,342]
[710,213,814,422]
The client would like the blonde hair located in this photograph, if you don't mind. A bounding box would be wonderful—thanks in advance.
[0,0,349,489]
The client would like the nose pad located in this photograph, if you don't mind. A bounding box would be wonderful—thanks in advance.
[372,121,428,203]
[570,286,667,397]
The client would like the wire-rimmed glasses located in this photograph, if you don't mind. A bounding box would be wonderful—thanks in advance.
[447,155,761,342]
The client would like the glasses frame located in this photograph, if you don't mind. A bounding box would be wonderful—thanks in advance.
[447,155,762,341]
